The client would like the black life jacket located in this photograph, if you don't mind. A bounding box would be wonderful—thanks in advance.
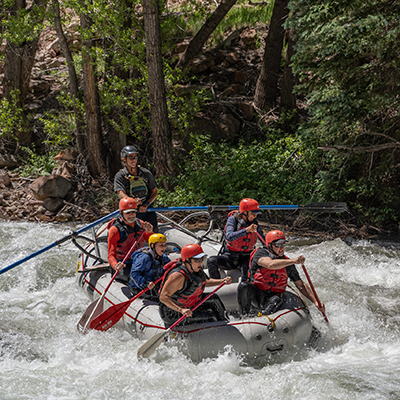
[160,261,208,307]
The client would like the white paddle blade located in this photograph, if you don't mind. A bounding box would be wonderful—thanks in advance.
[77,297,104,333]
[137,330,169,359]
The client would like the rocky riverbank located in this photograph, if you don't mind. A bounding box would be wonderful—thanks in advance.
[0,163,395,242]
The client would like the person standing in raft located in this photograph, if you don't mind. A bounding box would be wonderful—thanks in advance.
[237,230,326,316]
[129,233,171,301]
[107,198,154,282]
[159,244,232,327]
[207,198,265,281]
[114,145,159,232]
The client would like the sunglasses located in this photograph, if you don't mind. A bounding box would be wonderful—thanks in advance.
[127,155,138,160]
[191,257,204,264]
[272,241,286,248]
[123,209,137,214]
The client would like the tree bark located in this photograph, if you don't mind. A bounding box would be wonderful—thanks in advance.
[52,0,86,155]
[80,12,107,177]
[176,0,238,71]
[254,0,289,111]
[280,29,297,112]
[3,0,47,147]
[142,0,175,187]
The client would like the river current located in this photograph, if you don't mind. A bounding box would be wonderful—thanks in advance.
[1,220,400,400]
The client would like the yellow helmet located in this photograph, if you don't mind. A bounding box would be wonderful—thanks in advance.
[148,233,167,246]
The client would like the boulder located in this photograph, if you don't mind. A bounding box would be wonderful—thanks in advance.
[54,149,78,162]
[238,102,255,121]
[0,154,18,168]
[0,170,11,186]
[51,161,74,180]
[43,197,64,212]
[30,175,72,200]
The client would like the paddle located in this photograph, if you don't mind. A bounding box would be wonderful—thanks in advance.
[77,230,145,333]
[0,202,345,275]
[89,276,163,331]
[137,281,226,359]
[0,209,119,275]
[89,258,178,331]
[301,264,329,324]
[147,202,347,213]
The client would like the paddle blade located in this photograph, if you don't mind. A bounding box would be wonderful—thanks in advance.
[77,297,104,333]
[137,330,169,359]
[300,202,347,213]
[89,300,131,332]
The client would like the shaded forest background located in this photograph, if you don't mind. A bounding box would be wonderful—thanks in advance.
[1,0,400,234]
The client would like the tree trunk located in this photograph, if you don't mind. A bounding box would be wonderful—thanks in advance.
[52,0,86,155]
[176,0,238,71]
[80,12,107,178]
[142,0,175,187]
[254,0,289,111]
[280,29,297,113]
[104,51,128,180]
[3,0,47,147]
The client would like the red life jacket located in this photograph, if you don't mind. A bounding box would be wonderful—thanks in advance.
[160,261,208,307]
[248,248,288,293]
[225,211,258,253]
[107,218,146,261]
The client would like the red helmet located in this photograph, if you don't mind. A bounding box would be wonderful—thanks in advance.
[181,244,207,262]
[266,230,287,247]
[119,197,138,212]
[239,198,261,214]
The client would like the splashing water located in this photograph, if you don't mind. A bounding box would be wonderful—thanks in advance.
[1,221,400,400]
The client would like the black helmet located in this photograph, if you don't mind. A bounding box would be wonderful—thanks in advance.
[121,145,138,159]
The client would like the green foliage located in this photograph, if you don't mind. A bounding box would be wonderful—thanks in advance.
[17,146,57,178]
[157,131,322,207]
[286,0,400,225]
[0,91,24,139]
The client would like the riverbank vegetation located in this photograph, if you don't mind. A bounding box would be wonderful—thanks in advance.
[1,0,399,233]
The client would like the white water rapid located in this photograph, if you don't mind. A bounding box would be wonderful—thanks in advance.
[1,221,400,400]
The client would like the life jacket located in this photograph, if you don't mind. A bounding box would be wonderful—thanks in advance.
[160,261,208,307]
[248,247,288,293]
[107,217,146,261]
[133,247,168,282]
[225,211,258,253]
[122,166,149,202]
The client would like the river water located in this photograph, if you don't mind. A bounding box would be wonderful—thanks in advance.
[1,220,400,400]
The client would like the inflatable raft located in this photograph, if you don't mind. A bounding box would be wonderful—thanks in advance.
[75,211,315,361]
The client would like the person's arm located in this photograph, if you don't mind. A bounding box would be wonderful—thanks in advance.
[257,254,305,270]
[205,276,232,287]
[138,187,158,213]
[294,279,325,314]
[107,227,123,271]
[114,171,129,199]
[225,216,247,242]
[159,272,193,316]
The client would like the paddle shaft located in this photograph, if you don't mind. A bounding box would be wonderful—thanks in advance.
[148,202,346,213]
[80,230,145,331]
[1,202,345,275]
[137,281,227,359]
[90,276,164,331]
[166,281,227,331]
[302,264,329,323]
[0,210,119,275]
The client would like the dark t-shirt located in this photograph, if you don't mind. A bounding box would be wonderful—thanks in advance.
[251,247,301,282]
[114,166,157,203]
